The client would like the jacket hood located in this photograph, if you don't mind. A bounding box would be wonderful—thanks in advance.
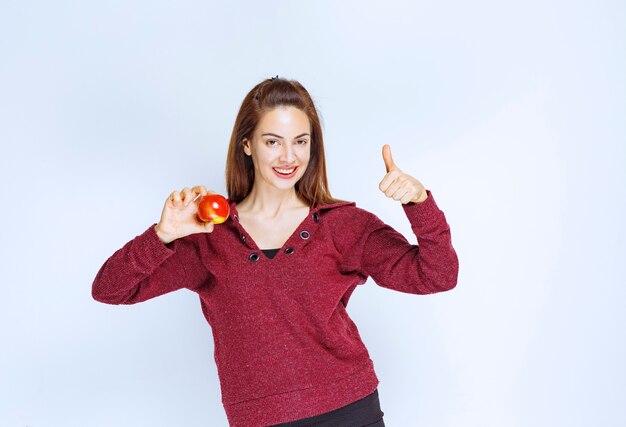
[225,198,356,216]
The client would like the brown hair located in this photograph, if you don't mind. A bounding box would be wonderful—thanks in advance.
[225,76,349,208]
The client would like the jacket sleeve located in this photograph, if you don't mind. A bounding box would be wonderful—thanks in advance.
[92,223,211,305]
[359,190,459,295]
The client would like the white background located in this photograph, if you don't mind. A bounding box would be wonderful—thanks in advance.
[1,1,624,426]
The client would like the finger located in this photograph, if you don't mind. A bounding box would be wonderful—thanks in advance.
[171,191,182,208]
[168,192,175,205]
[192,186,212,203]
[378,169,402,193]
[382,144,398,173]
[385,176,407,198]
[392,185,411,202]
[191,185,206,197]
[400,190,414,204]
[181,187,193,206]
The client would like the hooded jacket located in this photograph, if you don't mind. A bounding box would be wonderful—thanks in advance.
[92,189,459,426]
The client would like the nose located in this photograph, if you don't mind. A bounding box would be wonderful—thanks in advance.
[280,143,296,163]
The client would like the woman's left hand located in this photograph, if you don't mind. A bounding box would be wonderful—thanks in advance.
[379,144,428,204]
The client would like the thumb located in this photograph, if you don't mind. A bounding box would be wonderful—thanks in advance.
[382,144,398,173]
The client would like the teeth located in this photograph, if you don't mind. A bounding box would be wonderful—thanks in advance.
[274,167,295,174]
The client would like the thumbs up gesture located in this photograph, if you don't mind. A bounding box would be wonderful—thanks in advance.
[379,144,428,204]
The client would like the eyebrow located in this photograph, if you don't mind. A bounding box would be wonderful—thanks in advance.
[261,132,310,139]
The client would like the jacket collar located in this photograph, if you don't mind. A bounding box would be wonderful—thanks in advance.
[223,198,355,257]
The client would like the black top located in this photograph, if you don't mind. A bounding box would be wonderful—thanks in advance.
[261,248,281,259]
[269,388,384,426]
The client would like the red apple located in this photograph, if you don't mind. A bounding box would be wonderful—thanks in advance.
[197,194,230,224]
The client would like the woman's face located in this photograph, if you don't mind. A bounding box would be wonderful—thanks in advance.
[243,105,311,190]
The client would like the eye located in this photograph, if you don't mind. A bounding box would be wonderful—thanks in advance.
[297,140,308,145]
[266,139,278,146]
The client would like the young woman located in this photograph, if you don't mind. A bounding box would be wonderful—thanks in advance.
[92,76,459,427]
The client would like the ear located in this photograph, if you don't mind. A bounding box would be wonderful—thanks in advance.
[242,138,252,156]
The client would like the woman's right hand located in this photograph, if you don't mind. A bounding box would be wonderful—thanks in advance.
[155,185,217,244]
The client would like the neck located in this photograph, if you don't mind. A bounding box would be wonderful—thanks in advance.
[238,185,307,218]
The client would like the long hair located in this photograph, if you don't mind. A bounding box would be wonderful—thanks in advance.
[225,76,349,208]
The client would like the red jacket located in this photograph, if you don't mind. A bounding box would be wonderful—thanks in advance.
[92,189,458,426]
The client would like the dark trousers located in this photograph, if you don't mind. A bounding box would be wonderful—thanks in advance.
[270,388,385,426]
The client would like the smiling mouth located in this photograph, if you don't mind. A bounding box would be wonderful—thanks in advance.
[273,166,297,175]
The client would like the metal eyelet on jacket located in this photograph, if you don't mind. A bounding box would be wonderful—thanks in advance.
[248,252,259,262]
[284,247,295,254]
[240,234,247,243]
[299,230,310,240]
[313,212,320,223]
